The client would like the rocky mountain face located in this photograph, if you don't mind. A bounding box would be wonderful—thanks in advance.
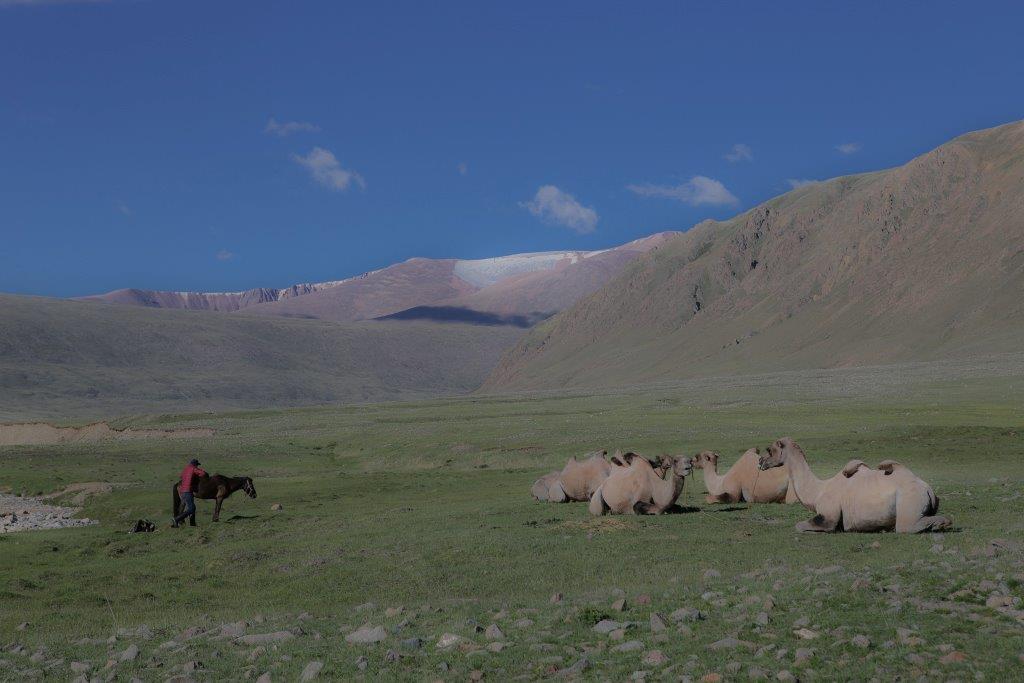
[79,233,678,324]
[483,120,1024,391]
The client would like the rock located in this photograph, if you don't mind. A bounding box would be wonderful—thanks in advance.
[384,607,403,617]
[487,642,506,653]
[469,670,484,681]
[70,662,91,674]
[353,602,376,613]
[986,595,1014,609]
[436,633,462,649]
[298,661,323,681]
[513,618,534,628]
[400,637,423,650]
[237,631,295,646]
[355,655,368,671]
[762,596,776,611]
[550,592,564,604]
[183,661,202,673]
[17,622,29,631]
[650,613,667,632]
[384,649,399,663]
[255,674,271,683]
[270,503,283,511]
[707,638,754,651]
[345,626,386,645]
[670,607,704,623]
[485,624,504,640]
[247,647,265,662]
[635,595,651,605]
[726,662,742,674]
[613,640,644,653]
[609,629,626,640]
[119,645,139,663]
[776,670,795,681]
[701,674,723,683]
[754,612,769,626]
[851,635,871,648]
[905,653,925,665]
[593,620,622,634]
[939,651,967,665]
[704,569,721,580]
[793,628,818,640]
[896,628,924,647]
[557,657,590,677]
[792,617,809,628]
[794,648,813,665]
[747,667,767,680]
[612,598,627,612]
[643,650,668,666]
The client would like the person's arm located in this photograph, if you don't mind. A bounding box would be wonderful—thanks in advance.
[195,467,207,477]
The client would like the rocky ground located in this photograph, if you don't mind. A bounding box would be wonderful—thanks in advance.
[0,492,97,533]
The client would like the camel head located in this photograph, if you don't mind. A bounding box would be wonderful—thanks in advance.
[670,455,693,479]
[690,450,719,470]
[647,454,673,474]
[758,437,796,470]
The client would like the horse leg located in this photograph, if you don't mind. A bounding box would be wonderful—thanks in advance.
[213,496,224,522]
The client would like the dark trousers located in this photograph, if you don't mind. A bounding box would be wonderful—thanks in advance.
[174,491,196,525]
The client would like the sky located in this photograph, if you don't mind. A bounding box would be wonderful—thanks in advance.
[2,1,1023,298]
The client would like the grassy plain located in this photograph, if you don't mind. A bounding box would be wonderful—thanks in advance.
[2,357,1023,681]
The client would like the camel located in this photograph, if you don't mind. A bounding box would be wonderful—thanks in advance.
[589,452,692,515]
[692,449,798,504]
[757,437,952,533]
[532,451,612,502]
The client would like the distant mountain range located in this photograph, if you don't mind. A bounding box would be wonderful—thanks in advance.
[483,120,1024,391]
[79,232,677,325]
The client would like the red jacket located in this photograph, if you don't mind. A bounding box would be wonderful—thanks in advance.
[179,464,207,494]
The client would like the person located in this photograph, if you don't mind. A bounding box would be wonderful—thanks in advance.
[171,458,206,528]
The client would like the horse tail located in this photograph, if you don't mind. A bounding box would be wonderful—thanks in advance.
[172,483,181,517]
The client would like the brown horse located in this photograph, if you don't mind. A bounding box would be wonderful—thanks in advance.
[172,474,257,524]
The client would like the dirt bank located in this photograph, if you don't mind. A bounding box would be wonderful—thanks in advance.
[0,492,98,533]
[0,421,215,447]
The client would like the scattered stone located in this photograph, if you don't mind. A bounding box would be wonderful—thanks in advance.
[747,666,767,680]
[355,655,368,671]
[117,644,139,663]
[635,595,651,605]
[70,662,91,674]
[896,628,924,647]
[470,670,484,681]
[593,620,622,634]
[754,612,769,626]
[793,628,818,640]
[905,653,925,665]
[643,650,668,666]
[612,598,627,612]
[487,642,506,653]
[513,618,534,628]
[299,661,323,681]
[794,648,813,665]
[763,596,775,611]
[385,650,399,663]
[557,657,590,677]
[550,592,563,604]
[851,635,871,649]
[776,670,795,681]
[726,662,742,674]
[353,602,376,613]
[237,631,295,646]
[792,617,809,628]
[939,651,967,665]
[345,626,386,645]
[384,607,403,617]
[650,613,667,633]
[485,624,504,640]
[701,674,723,683]
[247,647,265,662]
[183,661,202,673]
[614,640,644,653]
[436,633,462,649]
[270,503,283,510]
[704,569,721,580]
[401,638,423,650]
[986,595,1014,609]
[255,673,271,683]
[220,622,246,638]
[17,622,29,631]
[609,629,626,640]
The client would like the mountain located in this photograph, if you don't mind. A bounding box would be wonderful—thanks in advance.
[0,293,524,421]
[80,234,678,324]
[483,120,1024,392]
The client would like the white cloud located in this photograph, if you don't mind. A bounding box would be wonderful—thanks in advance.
[522,185,598,234]
[786,178,820,189]
[724,143,753,163]
[292,147,365,192]
[264,117,321,137]
[216,249,235,261]
[115,201,131,216]
[836,142,861,154]
[457,161,468,176]
[627,176,738,206]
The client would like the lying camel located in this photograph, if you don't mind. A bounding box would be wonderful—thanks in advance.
[692,449,797,504]
[589,453,692,515]
[532,451,612,502]
[757,437,952,533]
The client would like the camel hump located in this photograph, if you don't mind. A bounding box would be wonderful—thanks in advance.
[841,460,869,478]
[876,460,904,475]
[621,452,641,464]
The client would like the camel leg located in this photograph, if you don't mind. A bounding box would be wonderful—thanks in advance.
[707,492,735,504]
[588,487,608,516]
[784,482,799,505]
[895,492,951,533]
[547,482,568,503]
[633,501,662,515]
[796,501,840,532]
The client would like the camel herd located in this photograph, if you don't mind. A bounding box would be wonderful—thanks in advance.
[532,437,952,534]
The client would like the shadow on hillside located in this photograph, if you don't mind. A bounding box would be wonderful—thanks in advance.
[376,306,551,327]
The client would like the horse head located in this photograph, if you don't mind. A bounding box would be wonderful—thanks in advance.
[241,477,258,498]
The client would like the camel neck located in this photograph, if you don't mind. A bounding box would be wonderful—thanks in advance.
[702,462,726,495]
[784,448,823,506]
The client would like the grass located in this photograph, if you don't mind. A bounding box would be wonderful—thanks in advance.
[1,361,1023,680]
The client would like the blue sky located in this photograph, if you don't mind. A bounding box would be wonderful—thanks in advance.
[2,0,1022,297]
